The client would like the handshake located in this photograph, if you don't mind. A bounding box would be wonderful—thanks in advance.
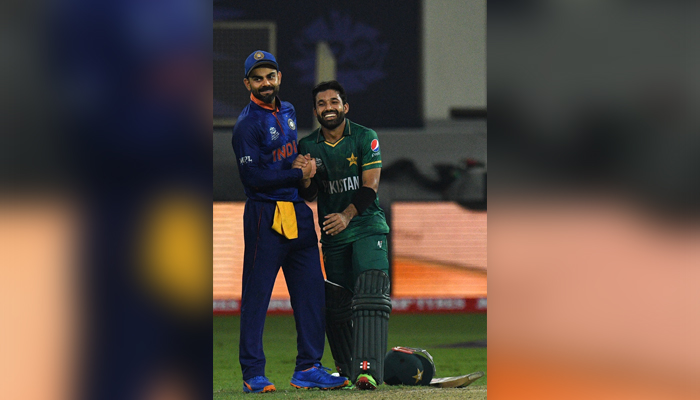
[293,153,316,180]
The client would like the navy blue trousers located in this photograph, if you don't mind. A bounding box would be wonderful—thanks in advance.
[239,199,326,380]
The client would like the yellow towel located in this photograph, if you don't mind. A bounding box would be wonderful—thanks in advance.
[271,201,298,239]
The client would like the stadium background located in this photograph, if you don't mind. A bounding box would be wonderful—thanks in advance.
[212,0,487,314]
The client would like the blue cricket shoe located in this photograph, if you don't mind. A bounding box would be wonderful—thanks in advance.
[290,363,350,390]
[243,376,276,393]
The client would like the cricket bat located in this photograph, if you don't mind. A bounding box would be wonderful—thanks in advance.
[429,371,484,388]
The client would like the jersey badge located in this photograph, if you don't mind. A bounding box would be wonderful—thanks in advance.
[347,153,358,166]
[371,139,380,152]
[314,157,325,172]
[254,51,264,60]
[287,118,296,130]
[269,126,279,141]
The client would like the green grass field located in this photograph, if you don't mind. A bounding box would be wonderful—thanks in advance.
[214,313,486,399]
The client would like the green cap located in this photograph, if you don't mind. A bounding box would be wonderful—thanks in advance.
[383,346,436,386]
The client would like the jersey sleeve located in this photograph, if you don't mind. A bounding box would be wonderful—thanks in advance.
[232,120,302,189]
[360,129,382,170]
[297,138,308,156]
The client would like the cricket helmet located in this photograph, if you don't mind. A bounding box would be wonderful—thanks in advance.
[383,346,436,386]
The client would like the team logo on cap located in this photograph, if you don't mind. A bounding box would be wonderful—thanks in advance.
[254,51,264,60]
[288,118,296,130]
[371,139,380,152]
[412,369,424,383]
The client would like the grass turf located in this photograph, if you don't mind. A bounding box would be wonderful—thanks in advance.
[214,313,486,399]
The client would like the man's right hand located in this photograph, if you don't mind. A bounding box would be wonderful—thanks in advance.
[292,154,308,169]
[301,157,316,180]
[294,153,316,180]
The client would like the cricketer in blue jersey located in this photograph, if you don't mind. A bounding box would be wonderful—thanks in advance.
[230,50,350,393]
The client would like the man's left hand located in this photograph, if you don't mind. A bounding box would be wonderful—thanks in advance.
[323,211,352,236]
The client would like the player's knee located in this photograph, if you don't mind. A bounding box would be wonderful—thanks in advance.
[352,270,391,314]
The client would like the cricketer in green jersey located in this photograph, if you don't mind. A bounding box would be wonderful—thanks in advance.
[294,80,391,390]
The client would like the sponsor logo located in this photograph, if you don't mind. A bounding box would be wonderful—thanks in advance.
[213,300,240,311]
[272,141,298,162]
[322,176,361,195]
[391,298,468,312]
[269,126,279,141]
[287,118,296,130]
[215,297,486,314]
[371,139,380,152]
[477,298,487,310]
[239,155,252,165]
[314,157,325,172]
[268,299,293,311]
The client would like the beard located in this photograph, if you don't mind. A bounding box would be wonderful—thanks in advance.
[317,109,346,130]
[251,84,279,104]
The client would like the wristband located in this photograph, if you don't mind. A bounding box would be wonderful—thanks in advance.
[351,186,376,215]
[298,179,318,201]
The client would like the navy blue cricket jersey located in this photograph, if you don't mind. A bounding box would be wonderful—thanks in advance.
[232,94,303,202]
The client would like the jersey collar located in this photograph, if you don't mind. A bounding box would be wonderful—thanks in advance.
[315,118,352,143]
[250,93,280,112]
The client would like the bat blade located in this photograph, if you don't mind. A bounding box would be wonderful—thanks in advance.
[429,371,484,388]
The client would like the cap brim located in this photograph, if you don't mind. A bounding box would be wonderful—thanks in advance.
[246,62,278,76]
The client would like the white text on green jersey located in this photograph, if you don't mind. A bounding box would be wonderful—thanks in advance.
[322,176,361,194]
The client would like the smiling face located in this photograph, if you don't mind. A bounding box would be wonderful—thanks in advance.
[313,89,349,130]
[244,66,281,105]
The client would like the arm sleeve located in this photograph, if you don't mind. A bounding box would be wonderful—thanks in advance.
[361,129,382,170]
[298,179,318,201]
[232,121,302,188]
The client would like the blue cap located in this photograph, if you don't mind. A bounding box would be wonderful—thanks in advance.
[244,50,278,77]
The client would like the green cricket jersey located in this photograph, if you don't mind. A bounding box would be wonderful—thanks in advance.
[298,119,390,245]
